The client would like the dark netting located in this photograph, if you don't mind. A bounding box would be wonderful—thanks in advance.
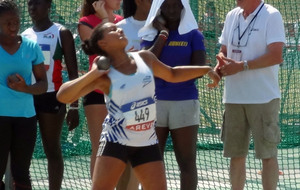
[8,0,300,189]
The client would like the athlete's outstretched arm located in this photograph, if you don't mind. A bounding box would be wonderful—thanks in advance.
[139,50,220,87]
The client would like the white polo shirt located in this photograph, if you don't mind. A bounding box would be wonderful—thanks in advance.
[219,2,286,104]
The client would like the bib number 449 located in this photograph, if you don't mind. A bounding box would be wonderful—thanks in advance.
[135,107,149,122]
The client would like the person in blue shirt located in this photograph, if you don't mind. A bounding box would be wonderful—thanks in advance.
[140,0,207,189]
[0,1,47,189]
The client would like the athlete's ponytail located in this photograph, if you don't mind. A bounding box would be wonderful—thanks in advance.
[81,23,108,56]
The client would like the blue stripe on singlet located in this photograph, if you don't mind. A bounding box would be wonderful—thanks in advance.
[121,97,155,112]
[108,101,119,115]
[105,100,129,142]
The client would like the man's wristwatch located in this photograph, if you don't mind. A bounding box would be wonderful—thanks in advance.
[243,60,249,71]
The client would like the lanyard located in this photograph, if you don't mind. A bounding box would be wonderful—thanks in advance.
[237,3,264,46]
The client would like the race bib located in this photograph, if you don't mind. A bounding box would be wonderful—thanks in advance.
[121,97,156,131]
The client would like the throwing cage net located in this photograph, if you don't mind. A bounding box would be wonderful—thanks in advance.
[10,0,300,189]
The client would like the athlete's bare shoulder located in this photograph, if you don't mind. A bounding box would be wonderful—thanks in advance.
[138,50,157,68]
[138,49,153,57]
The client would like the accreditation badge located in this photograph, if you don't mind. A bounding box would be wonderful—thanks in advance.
[232,49,242,61]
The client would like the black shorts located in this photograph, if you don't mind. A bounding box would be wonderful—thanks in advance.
[97,142,163,167]
[34,91,66,114]
[82,91,105,106]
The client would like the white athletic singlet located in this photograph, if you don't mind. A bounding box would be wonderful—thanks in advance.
[101,52,158,147]
[22,23,64,92]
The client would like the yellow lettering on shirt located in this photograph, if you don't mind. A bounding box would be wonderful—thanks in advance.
[168,41,188,47]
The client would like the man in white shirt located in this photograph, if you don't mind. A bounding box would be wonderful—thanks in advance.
[214,0,285,189]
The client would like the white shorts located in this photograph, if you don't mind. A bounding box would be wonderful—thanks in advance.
[156,100,200,130]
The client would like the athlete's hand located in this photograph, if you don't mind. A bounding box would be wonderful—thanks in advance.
[66,108,80,131]
[92,56,110,76]
[207,70,220,88]
[215,55,227,77]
